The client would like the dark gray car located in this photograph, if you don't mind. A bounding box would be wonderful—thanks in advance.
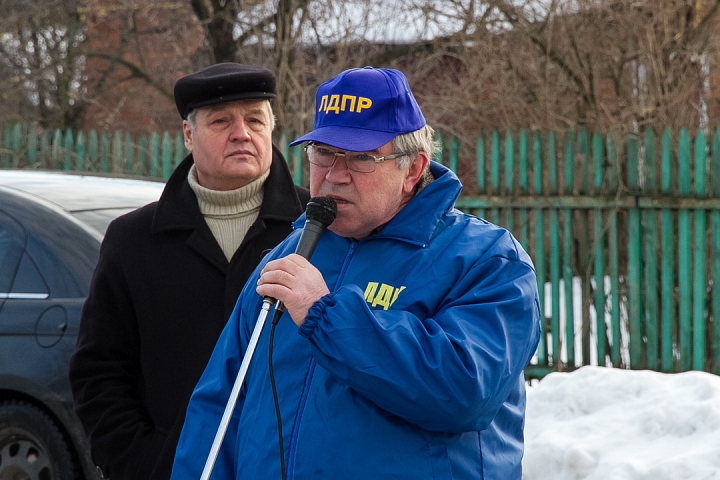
[0,170,164,480]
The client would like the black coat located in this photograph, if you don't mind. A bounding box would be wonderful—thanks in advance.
[69,147,309,480]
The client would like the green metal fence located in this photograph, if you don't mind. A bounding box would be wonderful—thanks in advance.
[1,123,719,379]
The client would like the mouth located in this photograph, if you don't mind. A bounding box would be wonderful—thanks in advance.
[325,195,350,205]
[227,150,253,157]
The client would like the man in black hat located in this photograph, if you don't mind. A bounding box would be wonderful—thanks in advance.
[69,63,309,480]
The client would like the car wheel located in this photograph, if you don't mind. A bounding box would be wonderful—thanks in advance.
[0,400,80,480]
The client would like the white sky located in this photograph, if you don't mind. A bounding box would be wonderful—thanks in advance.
[237,0,500,45]
[523,366,720,479]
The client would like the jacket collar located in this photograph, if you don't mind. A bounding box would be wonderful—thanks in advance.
[153,145,304,233]
[373,161,461,246]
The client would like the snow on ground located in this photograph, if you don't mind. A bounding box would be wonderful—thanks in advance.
[523,366,720,480]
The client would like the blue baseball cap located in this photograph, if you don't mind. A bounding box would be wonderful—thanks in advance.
[289,67,426,151]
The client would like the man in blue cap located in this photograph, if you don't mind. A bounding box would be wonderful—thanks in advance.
[171,66,541,480]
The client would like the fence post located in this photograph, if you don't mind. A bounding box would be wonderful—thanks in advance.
[592,129,607,366]
[113,131,123,173]
[63,129,74,171]
[693,129,707,371]
[518,128,529,251]
[577,127,591,366]
[490,130,500,225]
[100,132,110,172]
[660,128,675,372]
[449,134,459,174]
[643,127,659,370]
[3,124,13,168]
[533,130,547,367]
[712,127,720,375]
[292,144,303,186]
[39,129,51,169]
[548,130,560,368]
[76,131,86,171]
[88,130,98,171]
[149,132,160,177]
[476,132,486,219]
[678,129,692,371]
[137,132,149,176]
[563,129,575,368]
[27,124,38,168]
[162,132,173,179]
[11,124,22,168]
[606,133,621,367]
[123,132,135,175]
[504,128,515,231]
[627,133,643,368]
[52,129,62,169]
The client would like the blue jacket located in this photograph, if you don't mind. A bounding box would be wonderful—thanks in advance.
[171,162,541,480]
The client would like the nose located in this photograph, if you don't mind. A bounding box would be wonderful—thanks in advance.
[324,154,352,183]
[229,119,252,142]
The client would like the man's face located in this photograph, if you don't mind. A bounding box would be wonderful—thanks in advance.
[309,141,427,239]
[183,99,273,191]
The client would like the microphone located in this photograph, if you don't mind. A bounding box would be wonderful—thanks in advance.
[294,196,338,260]
[268,196,337,320]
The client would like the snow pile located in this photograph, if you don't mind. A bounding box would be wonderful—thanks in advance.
[523,366,720,480]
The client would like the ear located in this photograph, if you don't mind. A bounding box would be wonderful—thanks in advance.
[402,152,430,195]
[182,120,193,151]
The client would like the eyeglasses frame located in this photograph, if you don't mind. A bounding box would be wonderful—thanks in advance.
[304,143,413,173]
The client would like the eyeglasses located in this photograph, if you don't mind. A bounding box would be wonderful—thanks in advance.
[305,143,412,173]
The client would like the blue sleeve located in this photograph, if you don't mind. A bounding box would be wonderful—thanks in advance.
[299,249,541,433]
[169,299,246,480]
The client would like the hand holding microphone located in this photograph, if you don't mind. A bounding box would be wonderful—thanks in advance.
[257,197,337,326]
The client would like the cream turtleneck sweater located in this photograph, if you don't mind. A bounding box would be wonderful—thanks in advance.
[188,165,270,261]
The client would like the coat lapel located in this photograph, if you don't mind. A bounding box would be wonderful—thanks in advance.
[150,146,306,275]
[152,154,228,273]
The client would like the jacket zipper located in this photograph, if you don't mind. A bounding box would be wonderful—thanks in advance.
[286,240,356,479]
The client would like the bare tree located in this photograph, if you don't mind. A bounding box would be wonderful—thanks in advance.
[0,0,87,129]
[484,0,720,132]
[2,0,720,140]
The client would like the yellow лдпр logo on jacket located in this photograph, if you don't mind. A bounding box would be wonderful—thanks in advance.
[363,282,405,310]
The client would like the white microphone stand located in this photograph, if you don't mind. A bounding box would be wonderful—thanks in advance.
[200,298,275,480]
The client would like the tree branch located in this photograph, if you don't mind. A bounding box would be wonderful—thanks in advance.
[86,53,173,100]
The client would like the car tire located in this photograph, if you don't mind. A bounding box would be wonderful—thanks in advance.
[0,400,81,480]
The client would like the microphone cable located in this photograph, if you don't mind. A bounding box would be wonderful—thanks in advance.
[265,197,337,480]
[268,308,287,480]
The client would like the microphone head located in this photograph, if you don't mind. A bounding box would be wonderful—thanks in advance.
[306,197,337,228]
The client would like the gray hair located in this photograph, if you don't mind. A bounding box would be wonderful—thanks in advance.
[186,100,276,132]
[391,124,437,192]
[391,124,438,169]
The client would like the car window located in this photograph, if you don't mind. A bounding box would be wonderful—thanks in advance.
[0,210,26,294]
[72,208,139,236]
[24,214,99,299]
[11,252,49,296]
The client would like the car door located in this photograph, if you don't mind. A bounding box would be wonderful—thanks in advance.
[0,200,99,479]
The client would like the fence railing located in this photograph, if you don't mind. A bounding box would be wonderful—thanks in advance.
[0,125,189,178]
[2,123,719,379]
